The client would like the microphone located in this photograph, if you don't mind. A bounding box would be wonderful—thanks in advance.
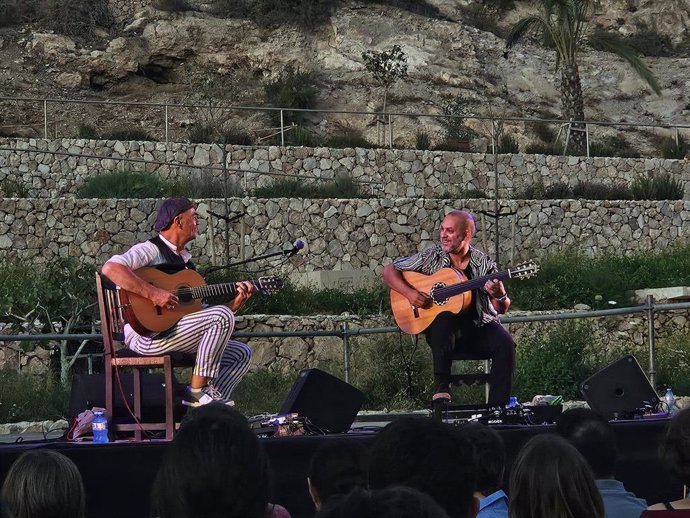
[286,239,305,257]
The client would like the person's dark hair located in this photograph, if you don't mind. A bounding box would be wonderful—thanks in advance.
[151,404,270,518]
[460,423,505,495]
[555,408,616,478]
[1,449,86,518]
[509,434,604,518]
[659,407,690,486]
[368,418,476,518]
[308,440,369,506]
[316,486,450,518]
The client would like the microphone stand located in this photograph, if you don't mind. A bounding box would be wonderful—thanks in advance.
[201,247,298,277]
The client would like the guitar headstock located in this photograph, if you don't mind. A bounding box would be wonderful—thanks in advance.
[256,276,285,295]
[509,261,540,280]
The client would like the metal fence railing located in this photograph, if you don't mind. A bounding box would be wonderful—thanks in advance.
[2,296,690,387]
[1,96,689,157]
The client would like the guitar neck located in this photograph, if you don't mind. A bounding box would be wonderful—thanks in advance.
[434,270,511,301]
[179,280,259,301]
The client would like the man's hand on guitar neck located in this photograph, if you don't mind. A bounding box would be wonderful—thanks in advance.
[227,281,255,312]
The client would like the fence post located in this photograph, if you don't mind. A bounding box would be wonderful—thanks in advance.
[342,322,351,384]
[43,100,48,139]
[646,294,656,387]
[388,113,393,149]
[280,110,285,147]
[585,123,590,158]
[165,104,169,143]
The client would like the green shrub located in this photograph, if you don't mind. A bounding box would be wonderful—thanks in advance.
[630,173,684,200]
[152,0,194,11]
[459,3,504,37]
[543,181,572,198]
[441,96,476,142]
[36,0,113,38]
[78,124,100,139]
[0,368,70,422]
[525,142,563,155]
[0,258,96,331]
[509,246,690,311]
[101,127,156,142]
[232,369,296,416]
[285,126,324,147]
[497,134,520,154]
[415,130,431,150]
[252,176,369,199]
[323,129,372,149]
[1,178,30,197]
[589,135,640,158]
[513,320,601,401]
[531,121,557,143]
[571,181,633,200]
[263,66,318,126]
[656,332,690,395]
[350,334,433,410]
[627,22,676,57]
[658,135,688,160]
[168,172,242,198]
[186,120,254,145]
[210,0,334,28]
[77,170,164,198]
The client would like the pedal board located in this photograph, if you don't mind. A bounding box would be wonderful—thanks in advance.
[439,403,563,425]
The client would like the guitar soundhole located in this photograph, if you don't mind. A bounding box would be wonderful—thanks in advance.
[177,285,193,303]
[430,283,448,305]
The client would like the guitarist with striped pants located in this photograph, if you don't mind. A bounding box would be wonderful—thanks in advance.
[101,197,256,407]
[382,210,516,408]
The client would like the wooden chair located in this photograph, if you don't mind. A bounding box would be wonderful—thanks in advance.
[96,272,194,441]
[449,351,491,403]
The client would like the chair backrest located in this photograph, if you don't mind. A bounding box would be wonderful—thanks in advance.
[95,272,126,357]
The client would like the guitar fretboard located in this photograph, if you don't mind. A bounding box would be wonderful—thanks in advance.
[432,270,511,302]
[175,281,260,301]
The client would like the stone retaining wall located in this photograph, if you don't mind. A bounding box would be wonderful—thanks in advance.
[1,138,688,199]
[1,197,688,269]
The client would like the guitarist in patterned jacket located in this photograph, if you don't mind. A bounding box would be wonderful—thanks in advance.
[382,209,515,409]
[101,197,255,407]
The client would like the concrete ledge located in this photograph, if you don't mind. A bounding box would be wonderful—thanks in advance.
[633,287,690,303]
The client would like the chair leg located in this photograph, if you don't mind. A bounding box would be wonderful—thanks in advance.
[133,368,142,441]
[163,357,174,441]
[105,363,114,423]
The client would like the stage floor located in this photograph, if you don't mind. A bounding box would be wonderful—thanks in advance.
[0,416,681,518]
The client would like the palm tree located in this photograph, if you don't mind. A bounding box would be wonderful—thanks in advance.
[506,0,661,155]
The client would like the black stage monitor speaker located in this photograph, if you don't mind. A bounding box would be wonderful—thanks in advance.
[580,355,660,419]
[278,368,365,434]
[68,373,186,422]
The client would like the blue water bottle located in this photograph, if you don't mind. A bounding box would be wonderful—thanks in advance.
[665,388,677,415]
[92,410,109,443]
[507,396,519,408]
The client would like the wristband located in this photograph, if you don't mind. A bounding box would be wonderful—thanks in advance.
[495,294,508,302]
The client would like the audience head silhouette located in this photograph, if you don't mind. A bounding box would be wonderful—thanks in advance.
[1,449,86,518]
[460,423,506,496]
[368,417,477,518]
[660,406,690,486]
[151,404,271,518]
[315,486,450,518]
[509,433,604,518]
[556,408,617,479]
[308,440,369,511]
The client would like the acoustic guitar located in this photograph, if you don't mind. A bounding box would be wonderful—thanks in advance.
[120,267,284,335]
[390,261,539,335]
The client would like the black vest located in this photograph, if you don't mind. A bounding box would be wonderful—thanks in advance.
[148,236,196,274]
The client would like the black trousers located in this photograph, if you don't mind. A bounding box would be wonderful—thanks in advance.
[424,311,516,406]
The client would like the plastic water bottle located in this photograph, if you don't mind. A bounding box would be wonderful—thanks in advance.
[92,410,109,443]
[665,388,677,415]
[507,396,519,408]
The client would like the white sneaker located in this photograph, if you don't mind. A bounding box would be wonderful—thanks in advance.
[182,383,235,407]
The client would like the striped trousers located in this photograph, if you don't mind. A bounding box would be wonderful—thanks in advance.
[123,305,252,398]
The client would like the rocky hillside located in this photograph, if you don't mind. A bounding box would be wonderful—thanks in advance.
[0,0,689,149]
